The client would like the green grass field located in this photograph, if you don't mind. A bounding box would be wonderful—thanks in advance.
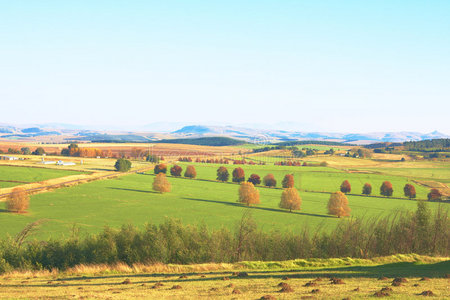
[0,162,447,240]
[0,165,85,188]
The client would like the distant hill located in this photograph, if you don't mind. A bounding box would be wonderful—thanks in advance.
[154,137,245,146]
[0,123,448,144]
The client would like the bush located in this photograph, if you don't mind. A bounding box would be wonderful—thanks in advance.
[380,181,393,197]
[184,166,197,179]
[232,167,245,183]
[403,184,416,199]
[114,158,131,172]
[282,174,294,188]
[32,147,45,155]
[152,173,171,193]
[320,161,328,167]
[362,183,372,195]
[247,174,261,185]
[238,182,260,206]
[146,154,159,163]
[327,191,351,217]
[21,147,31,155]
[170,165,182,177]
[217,166,229,182]
[154,164,167,174]
[263,174,277,188]
[340,180,351,194]
[6,188,29,213]
[279,188,301,212]
[0,205,448,272]
[427,188,442,201]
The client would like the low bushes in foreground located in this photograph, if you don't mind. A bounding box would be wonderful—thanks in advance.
[0,202,448,273]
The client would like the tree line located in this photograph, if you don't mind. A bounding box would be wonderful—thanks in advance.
[0,201,447,273]
[339,180,443,201]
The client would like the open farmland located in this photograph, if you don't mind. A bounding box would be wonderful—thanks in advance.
[0,141,242,160]
[0,158,448,240]
[0,165,85,188]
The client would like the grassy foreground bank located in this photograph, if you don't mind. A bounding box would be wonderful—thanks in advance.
[0,255,448,299]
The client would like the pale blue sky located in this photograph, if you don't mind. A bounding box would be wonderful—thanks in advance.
[1,1,449,133]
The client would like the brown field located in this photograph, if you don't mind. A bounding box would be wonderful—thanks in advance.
[0,142,242,159]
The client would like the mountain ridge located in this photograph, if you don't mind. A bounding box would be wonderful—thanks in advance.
[0,123,448,144]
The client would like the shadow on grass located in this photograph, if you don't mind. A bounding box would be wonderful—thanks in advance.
[182,197,333,218]
[4,261,447,288]
[107,187,159,194]
[88,168,114,172]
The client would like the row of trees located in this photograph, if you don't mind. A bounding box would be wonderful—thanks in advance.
[1,200,446,272]
[154,164,197,179]
[61,144,112,158]
[237,181,350,217]
[340,180,443,200]
[217,167,297,188]
[1,147,46,155]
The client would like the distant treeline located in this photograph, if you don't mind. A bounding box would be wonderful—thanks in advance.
[404,139,450,151]
[275,140,350,146]
[154,137,246,146]
[364,142,402,149]
[0,202,447,273]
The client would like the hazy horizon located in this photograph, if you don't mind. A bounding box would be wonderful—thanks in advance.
[1,1,449,134]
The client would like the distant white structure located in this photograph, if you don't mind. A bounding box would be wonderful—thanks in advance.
[56,160,76,166]
[0,156,19,160]
[40,161,56,165]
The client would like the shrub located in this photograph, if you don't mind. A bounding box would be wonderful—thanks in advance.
[247,174,261,185]
[362,183,372,195]
[152,173,171,193]
[380,181,393,197]
[232,168,245,183]
[6,188,29,213]
[238,182,260,206]
[170,165,182,177]
[263,174,277,188]
[154,164,167,174]
[114,158,131,172]
[21,147,31,155]
[279,188,301,212]
[320,161,328,167]
[427,188,442,201]
[403,184,416,199]
[146,154,159,163]
[282,174,294,188]
[339,180,351,194]
[327,191,351,217]
[217,166,229,182]
[32,147,45,155]
[184,165,197,179]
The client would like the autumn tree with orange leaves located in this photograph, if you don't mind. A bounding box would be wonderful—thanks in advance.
[238,182,260,206]
[6,187,29,213]
[282,174,294,188]
[184,165,197,179]
[340,180,351,194]
[279,188,301,212]
[380,181,393,197]
[232,167,245,183]
[327,191,351,217]
[263,174,277,188]
[153,173,171,193]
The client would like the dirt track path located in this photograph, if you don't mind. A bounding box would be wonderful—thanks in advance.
[0,165,154,200]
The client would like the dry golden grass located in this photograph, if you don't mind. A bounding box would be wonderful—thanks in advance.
[0,266,448,299]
